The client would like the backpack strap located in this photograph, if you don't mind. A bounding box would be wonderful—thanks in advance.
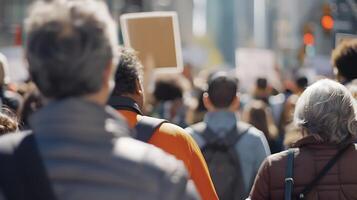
[0,132,56,200]
[296,144,351,199]
[191,122,250,172]
[223,122,251,147]
[134,116,168,143]
[284,149,295,200]
[200,125,220,145]
[197,122,251,167]
[192,122,251,148]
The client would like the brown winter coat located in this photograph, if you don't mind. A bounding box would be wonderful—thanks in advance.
[249,135,357,200]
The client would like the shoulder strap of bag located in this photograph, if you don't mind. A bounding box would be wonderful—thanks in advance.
[201,126,220,145]
[199,122,251,147]
[224,122,251,147]
[201,122,250,166]
[134,116,168,143]
[284,149,295,200]
[297,144,351,199]
[189,122,218,145]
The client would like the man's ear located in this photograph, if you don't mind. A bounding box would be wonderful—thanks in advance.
[203,92,215,111]
[228,95,240,112]
[135,78,143,96]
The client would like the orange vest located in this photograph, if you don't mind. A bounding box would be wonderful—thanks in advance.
[119,110,218,200]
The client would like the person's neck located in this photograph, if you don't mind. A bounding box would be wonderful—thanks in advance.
[204,111,237,133]
[208,106,236,113]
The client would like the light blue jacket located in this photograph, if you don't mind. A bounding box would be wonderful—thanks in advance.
[185,111,271,194]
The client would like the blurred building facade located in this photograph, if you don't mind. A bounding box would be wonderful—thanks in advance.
[0,0,356,70]
[0,0,31,47]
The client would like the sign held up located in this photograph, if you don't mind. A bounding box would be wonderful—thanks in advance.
[120,12,183,73]
[235,48,281,92]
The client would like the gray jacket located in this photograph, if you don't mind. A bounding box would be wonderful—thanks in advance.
[11,98,199,200]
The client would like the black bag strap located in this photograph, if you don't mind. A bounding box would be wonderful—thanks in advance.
[284,149,295,200]
[297,144,351,199]
[199,122,251,147]
[223,122,251,147]
[134,116,168,142]
[200,125,221,145]
[0,132,56,200]
[199,122,251,168]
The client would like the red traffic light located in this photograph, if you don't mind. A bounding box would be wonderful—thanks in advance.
[321,15,334,30]
[303,33,315,45]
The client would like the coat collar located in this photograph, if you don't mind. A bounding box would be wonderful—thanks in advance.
[108,96,143,115]
[203,111,237,135]
[292,134,356,149]
[29,98,129,141]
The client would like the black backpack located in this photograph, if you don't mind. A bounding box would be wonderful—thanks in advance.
[134,116,168,143]
[0,132,56,200]
[191,122,251,200]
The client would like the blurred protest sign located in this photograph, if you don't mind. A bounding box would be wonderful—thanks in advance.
[335,33,357,47]
[120,12,183,73]
[303,55,333,78]
[235,48,281,92]
[0,47,28,83]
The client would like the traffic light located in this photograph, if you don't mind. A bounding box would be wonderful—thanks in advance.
[303,24,315,46]
[321,3,334,33]
[303,32,315,46]
[302,23,315,58]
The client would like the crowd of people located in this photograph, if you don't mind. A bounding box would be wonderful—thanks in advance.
[0,0,357,200]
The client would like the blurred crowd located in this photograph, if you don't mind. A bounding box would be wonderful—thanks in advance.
[1,0,357,200]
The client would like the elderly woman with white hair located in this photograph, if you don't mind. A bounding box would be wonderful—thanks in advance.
[249,79,357,200]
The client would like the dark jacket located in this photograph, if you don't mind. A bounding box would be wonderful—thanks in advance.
[0,98,200,200]
[249,135,357,200]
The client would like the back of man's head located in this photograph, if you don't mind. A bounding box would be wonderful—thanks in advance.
[25,0,118,98]
[207,72,238,109]
[332,39,357,83]
[111,47,142,96]
[256,77,267,90]
[154,79,183,101]
[295,76,308,90]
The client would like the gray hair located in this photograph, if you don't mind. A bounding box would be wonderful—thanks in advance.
[25,0,118,98]
[294,79,357,143]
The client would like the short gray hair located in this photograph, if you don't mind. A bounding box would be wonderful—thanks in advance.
[294,79,357,143]
[25,0,118,98]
